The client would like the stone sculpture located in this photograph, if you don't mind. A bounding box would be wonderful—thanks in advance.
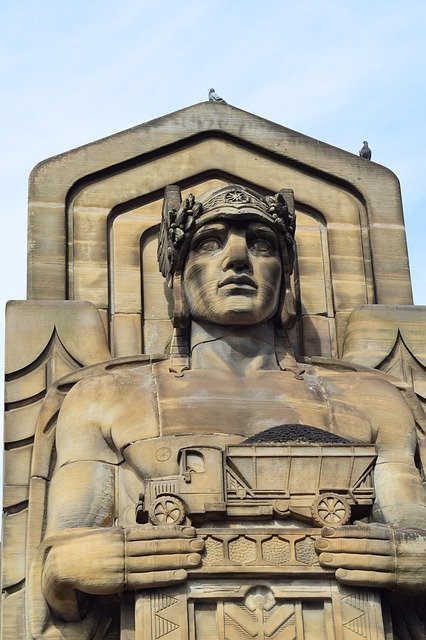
[3,103,426,640]
[25,184,425,639]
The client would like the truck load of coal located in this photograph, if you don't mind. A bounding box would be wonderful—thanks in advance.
[243,424,352,445]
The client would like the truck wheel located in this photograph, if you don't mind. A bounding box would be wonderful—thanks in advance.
[149,495,186,526]
[273,499,290,516]
[311,493,351,527]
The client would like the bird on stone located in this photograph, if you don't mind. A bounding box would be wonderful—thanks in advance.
[359,141,372,160]
[209,88,227,103]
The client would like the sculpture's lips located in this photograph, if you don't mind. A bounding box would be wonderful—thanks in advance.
[218,275,258,289]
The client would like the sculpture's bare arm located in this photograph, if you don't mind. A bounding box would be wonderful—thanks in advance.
[316,378,426,593]
[40,377,203,622]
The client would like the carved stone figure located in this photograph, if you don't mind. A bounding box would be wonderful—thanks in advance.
[26,184,425,640]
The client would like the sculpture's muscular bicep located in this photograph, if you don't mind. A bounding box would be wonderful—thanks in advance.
[55,375,122,468]
[46,375,121,535]
[366,379,418,459]
[363,378,426,528]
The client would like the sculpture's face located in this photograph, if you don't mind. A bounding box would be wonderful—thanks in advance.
[183,218,282,326]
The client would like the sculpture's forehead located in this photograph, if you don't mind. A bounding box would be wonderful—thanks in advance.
[192,210,281,234]
[192,217,278,235]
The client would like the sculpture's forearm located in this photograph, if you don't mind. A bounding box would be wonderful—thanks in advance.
[40,460,120,621]
[45,461,117,535]
[394,528,426,593]
[373,461,426,528]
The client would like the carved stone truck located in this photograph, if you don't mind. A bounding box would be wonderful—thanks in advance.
[136,443,377,528]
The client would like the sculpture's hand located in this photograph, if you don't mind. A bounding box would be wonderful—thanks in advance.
[315,524,426,593]
[41,525,203,621]
[124,525,204,589]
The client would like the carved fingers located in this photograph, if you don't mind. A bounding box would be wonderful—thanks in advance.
[315,524,397,590]
[127,569,188,589]
[320,525,392,540]
[316,536,393,556]
[126,536,203,557]
[124,525,203,590]
[333,569,396,589]
[126,524,198,541]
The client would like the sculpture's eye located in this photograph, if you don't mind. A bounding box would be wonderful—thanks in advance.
[197,237,222,252]
[250,238,274,254]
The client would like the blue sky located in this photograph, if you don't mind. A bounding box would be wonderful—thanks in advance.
[1,0,425,371]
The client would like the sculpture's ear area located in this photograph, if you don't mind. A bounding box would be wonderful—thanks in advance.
[169,273,190,376]
[278,270,298,330]
[280,286,297,330]
[171,272,189,329]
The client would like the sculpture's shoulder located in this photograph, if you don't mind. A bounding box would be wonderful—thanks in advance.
[301,356,416,440]
[49,355,167,464]
[302,355,410,392]
[55,353,166,400]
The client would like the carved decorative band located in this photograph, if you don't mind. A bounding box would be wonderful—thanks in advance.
[188,528,333,576]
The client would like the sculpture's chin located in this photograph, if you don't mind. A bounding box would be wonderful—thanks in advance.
[188,294,279,328]
[221,308,271,326]
[191,308,276,327]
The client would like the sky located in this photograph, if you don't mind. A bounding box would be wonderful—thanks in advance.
[1,1,425,492]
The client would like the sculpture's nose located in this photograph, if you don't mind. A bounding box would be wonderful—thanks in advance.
[222,233,251,271]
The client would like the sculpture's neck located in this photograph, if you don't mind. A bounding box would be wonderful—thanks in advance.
[189,319,280,376]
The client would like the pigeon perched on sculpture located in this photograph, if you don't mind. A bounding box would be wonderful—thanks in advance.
[359,141,372,160]
[209,88,227,103]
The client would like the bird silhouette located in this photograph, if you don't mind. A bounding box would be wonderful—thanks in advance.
[209,88,226,103]
[359,141,372,160]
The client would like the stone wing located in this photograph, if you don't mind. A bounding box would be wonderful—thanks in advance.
[2,301,111,639]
